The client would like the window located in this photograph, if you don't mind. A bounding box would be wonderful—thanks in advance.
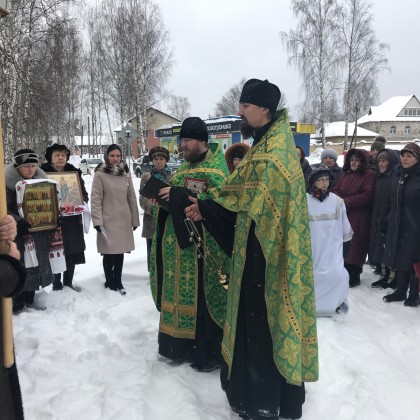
[390,126,396,134]
[405,126,411,134]
[403,108,420,116]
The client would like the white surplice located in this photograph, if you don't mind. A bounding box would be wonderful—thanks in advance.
[307,192,353,316]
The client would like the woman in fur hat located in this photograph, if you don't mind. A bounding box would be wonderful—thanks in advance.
[91,144,140,294]
[225,143,250,174]
[6,149,53,312]
[139,146,172,271]
[41,143,89,293]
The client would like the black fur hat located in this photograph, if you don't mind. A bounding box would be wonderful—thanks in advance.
[180,117,208,142]
[45,143,70,163]
[239,78,281,112]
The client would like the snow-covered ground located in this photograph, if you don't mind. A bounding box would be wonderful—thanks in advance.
[12,161,420,420]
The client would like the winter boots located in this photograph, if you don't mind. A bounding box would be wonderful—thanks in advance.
[54,264,81,292]
[345,264,362,288]
[404,274,420,307]
[383,272,409,303]
[372,266,394,289]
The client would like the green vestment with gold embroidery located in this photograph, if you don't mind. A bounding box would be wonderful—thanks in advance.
[150,143,230,339]
[216,109,319,385]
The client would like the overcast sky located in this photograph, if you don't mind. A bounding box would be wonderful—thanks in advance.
[155,0,420,120]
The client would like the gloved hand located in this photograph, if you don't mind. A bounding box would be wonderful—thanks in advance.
[94,226,101,232]
[17,218,31,236]
[132,226,138,231]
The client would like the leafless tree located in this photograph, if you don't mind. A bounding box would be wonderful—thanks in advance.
[88,0,173,155]
[282,0,343,148]
[167,95,190,121]
[339,0,389,148]
[214,78,246,116]
[0,0,81,160]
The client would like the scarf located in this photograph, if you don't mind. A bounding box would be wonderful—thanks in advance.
[308,186,330,202]
[150,166,172,182]
[16,179,67,274]
[95,161,129,176]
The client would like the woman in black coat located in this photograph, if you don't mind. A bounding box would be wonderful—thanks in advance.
[368,149,399,288]
[41,144,89,292]
[381,143,420,307]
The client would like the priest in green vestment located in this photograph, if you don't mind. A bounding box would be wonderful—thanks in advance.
[185,80,319,419]
[149,117,230,372]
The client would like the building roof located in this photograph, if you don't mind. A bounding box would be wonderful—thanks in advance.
[313,121,379,139]
[358,95,419,123]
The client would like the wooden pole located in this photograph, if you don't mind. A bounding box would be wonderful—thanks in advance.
[0,111,15,368]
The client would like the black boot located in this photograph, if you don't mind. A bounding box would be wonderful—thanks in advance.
[63,263,81,292]
[384,272,409,302]
[346,264,362,288]
[404,274,420,307]
[53,274,63,291]
[372,266,391,288]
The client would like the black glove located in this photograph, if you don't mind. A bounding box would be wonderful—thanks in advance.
[94,226,101,232]
[133,226,138,231]
[17,218,31,236]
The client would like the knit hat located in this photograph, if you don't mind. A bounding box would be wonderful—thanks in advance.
[45,143,70,163]
[149,146,170,162]
[321,148,338,161]
[239,78,281,112]
[374,135,387,145]
[400,142,420,162]
[13,149,38,167]
[371,141,385,152]
[180,117,208,142]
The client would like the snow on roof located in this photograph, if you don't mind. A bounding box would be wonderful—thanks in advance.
[74,135,113,146]
[358,95,418,123]
[313,121,379,138]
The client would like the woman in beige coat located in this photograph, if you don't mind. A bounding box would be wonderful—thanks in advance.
[91,144,140,295]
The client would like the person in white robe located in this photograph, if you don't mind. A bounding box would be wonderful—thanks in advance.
[306,165,353,316]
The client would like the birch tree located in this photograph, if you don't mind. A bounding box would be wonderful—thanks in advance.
[167,95,190,121]
[339,0,389,148]
[282,0,343,148]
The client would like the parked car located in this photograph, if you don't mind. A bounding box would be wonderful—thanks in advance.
[79,158,103,175]
[133,154,182,178]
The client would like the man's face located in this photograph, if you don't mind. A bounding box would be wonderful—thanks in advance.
[238,103,269,129]
[322,157,335,168]
[296,147,302,160]
[180,138,205,162]
[51,151,67,169]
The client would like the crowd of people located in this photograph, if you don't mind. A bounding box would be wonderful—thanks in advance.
[1,77,420,420]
